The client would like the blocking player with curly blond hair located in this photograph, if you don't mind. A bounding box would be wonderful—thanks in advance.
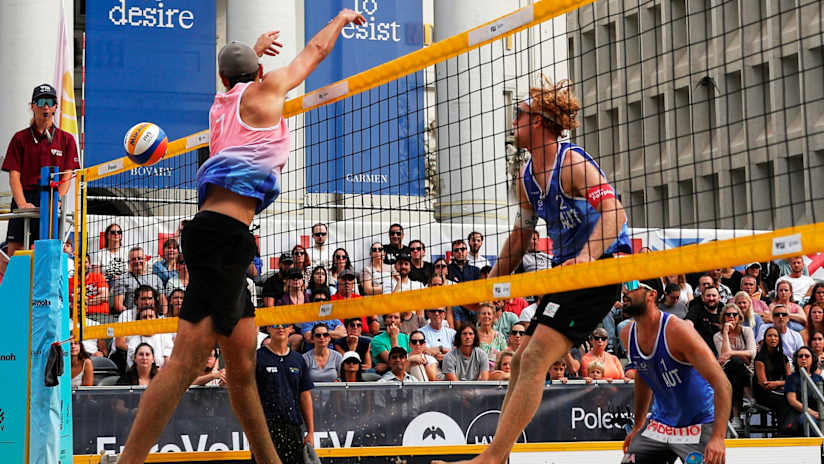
[434,77,632,464]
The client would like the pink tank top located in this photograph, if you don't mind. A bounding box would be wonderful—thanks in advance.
[198,82,290,213]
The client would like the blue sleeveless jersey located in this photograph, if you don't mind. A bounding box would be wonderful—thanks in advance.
[522,142,631,266]
[629,313,715,427]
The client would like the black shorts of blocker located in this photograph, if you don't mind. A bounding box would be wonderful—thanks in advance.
[526,257,621,346]
[179,211,256,337]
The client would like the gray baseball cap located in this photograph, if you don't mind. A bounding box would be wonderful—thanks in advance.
[218,41,259,77]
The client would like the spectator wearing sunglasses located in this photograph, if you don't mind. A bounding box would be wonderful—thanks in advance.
[383,223,411,265]
[712,303,756,428]
[580,328,625,380]
[407,331,440,381]
[302,323,343,383]
[419,307,455,362]
[446,239,481,284]
[756,304,804,362]
[307,223,332,269]
[408,240,434,285]
[333,318,373,370]
[1,84,79,273]
[328,247,354,291]
[506,323,527,352]
[361,241,394,296]
[297,288,346,351]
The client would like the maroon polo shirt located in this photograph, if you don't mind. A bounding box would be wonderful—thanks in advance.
[2,125,80,191]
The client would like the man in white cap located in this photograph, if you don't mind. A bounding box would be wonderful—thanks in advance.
[115,9,365,464]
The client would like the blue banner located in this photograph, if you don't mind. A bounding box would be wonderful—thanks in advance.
[305,0,425,196]
[31,240,71,463]
[0,253,33,463]
[85,0,216,188]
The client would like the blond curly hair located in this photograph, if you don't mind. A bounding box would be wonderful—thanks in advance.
[526,77,581,136]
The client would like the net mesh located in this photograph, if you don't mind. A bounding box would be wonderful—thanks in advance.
[74,0,824,341]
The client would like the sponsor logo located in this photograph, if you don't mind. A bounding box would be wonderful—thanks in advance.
[685,451,704,463]
[641,420,702,444]
[465,410,526,445]
[403,412,464,446]
[0,353,17,362]
[345,173,389,184]
[266,366,278,373]
[289,367,300,374]
[109,0,195,30]
[130,166,173,177]
[571,407,626,430]
[51,148,63,157]
[341,0,402,42]
[32,298,51,308]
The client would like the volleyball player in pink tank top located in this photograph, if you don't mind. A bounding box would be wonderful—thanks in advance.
[115,9,366,464]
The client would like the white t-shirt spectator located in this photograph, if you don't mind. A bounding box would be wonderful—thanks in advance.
[96,248,129,283]
[385,278,424,294]
[519,302,538,323]
[308,245,332,270]
[442,347,489,381]
[126,333,174,368]
[468,254,490,270]
[776,275,816,303]
[519,252,552,273]
[420,324,456,351]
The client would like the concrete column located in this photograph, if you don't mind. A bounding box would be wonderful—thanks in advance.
[0,0,63,229]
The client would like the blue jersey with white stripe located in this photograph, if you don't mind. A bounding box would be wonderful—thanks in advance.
[629,312,715,427]
[522,142,631,266]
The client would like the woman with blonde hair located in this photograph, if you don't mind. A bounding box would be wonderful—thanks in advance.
[732,291,762,335]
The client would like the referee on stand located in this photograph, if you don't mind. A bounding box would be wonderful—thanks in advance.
[1,83,78,270]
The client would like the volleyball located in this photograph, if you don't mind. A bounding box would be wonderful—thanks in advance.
[123,122,168,166]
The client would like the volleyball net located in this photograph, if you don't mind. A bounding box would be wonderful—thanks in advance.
[72,0,824,341]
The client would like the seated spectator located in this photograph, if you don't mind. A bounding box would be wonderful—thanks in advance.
[804,283,824,316]
[432,258,454,286]
[685,286,722,355]
[400,310,425,335]
[302,323,342,383]
[117,342,158,386]
[479,265,492,279]
[122,287,174,369]
[70,340,94,387]
[408,240,434,285]
[307,222,332,270]
[772,280,806,331]
[516,230,552,273]
[580,328,625,380]
[740,275,771,323]
[443,324,489,381]
[811,330,824,372]
[713,303,756,427]
[502,297,529,318]
[466,231,490,269]
[783,346,823,435]
[419,307,455,362]
[386,253,424,294]
[547,359,568,383]
[743,263,768,300]
[167,288,185,318]
[262,252,294,306]
[493,300,520,336]
[753,326,790,420]
[164,255,188,298]
[289,245,311,286]
[378,347,418,382]
[383,223,411,265]
[663,274,693,305]
[489,349,514,381]
[777,256,816,303]
[96,223,129,284]
[192,347,225,386]
[720,267,743,295]
[732,291,763,337]
[331,269,375,335]
[407,330,439,381]
[64,239,75,278]
[506,323,526,352]
[361,242,395,295]
[477,303,507,359]
[339,351,366,382]
[307,266,336,298]
[298,289,346,350]
[708,269,734,303]
[518,301,537,324]
[756,304,805,362]
[328,247,353,291]
[69,253,109,321]
[447,239,480,283]
[658,283,687,318]
[333,318,373,370]
[584,359,605,382]
[112,247,166,316]
[277,268,306,307]
[370,312,410,374]
[152,238,179,286]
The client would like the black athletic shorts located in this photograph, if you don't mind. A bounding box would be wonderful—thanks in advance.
[525,256,621,346]
[6,190,40,244]
[179,211,256,337]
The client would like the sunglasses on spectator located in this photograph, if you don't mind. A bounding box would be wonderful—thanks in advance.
[313,333,330,338]
[348,322,362,328]
[390,231,402,236]
[35,98,56,107]
[773,312,789,317]
[453,247,467,252]
[592,336,608,341]
[109,230,123,235]
[313,297,328,302]
[798,353,812,359]
[410,339,426,345]
[335,254,348,259]
[510,330,526,336]
[313,232,327,237]
[410,246,423,251]
[724,312,739,318]
[435,264,447,268]
[431,309,445,313]
[371,247,383,252]
[272,324,290,329]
